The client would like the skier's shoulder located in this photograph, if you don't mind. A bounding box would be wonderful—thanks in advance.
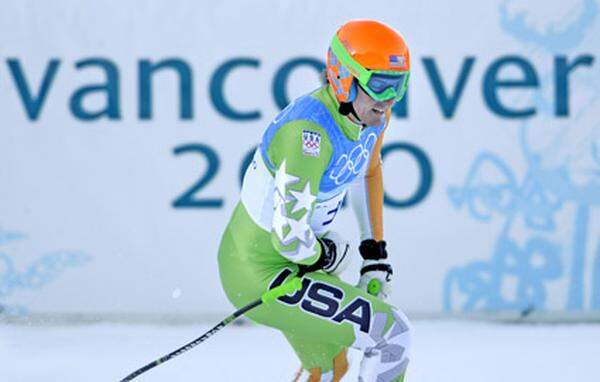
[265,116,332,160]
[263,87,334,146]
[260,90,335,170]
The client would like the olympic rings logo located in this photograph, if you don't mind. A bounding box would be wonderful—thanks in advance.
[329,133,378,185]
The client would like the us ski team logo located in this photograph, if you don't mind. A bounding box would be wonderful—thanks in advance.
[269,268,372,333]
[302,130,321,157]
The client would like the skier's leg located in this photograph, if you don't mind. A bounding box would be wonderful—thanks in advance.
[276,270,411,382]
[219,244,411,382]
[285,332,348,381]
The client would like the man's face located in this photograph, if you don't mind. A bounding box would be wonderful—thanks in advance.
[352,84,395,126]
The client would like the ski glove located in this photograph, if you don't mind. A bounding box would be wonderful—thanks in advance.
[298,231,350,276]
[357,240,393,300]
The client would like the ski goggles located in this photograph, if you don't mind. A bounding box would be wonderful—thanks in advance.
[330,35,410,102]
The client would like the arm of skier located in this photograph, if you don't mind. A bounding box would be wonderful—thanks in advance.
[349,127,394,299]
[350,128,385,242]
[267,122,328,266]
[267,122,348,274]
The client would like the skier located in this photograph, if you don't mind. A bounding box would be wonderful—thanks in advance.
[218,20,412,381]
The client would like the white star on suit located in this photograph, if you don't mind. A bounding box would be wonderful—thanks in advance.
[274,160,300,198]
[289,182,317,215]
[282,210,313,246]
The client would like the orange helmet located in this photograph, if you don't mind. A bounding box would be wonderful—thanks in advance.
[326,20,410,103]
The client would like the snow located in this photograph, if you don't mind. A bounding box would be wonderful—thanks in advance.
[1,320,599,382]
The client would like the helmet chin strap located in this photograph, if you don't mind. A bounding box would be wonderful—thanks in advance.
[338,102,367,128]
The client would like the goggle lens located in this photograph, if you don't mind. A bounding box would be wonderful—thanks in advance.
[366,73,407,95]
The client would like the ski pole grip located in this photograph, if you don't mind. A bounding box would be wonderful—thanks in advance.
[261,277,302,304]
[367,279,382,296]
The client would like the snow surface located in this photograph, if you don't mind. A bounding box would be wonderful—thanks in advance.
[1,320,599,382]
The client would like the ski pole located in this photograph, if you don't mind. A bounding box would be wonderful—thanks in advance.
[119,275,303,382]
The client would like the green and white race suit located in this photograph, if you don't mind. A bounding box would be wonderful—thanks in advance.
[218,85,411,381]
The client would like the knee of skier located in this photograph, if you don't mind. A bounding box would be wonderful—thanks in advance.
[381,309,411,360]
[358,308,412,351]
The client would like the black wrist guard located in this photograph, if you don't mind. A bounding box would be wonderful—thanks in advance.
[298,238,334,274]
[359,239,388,260]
